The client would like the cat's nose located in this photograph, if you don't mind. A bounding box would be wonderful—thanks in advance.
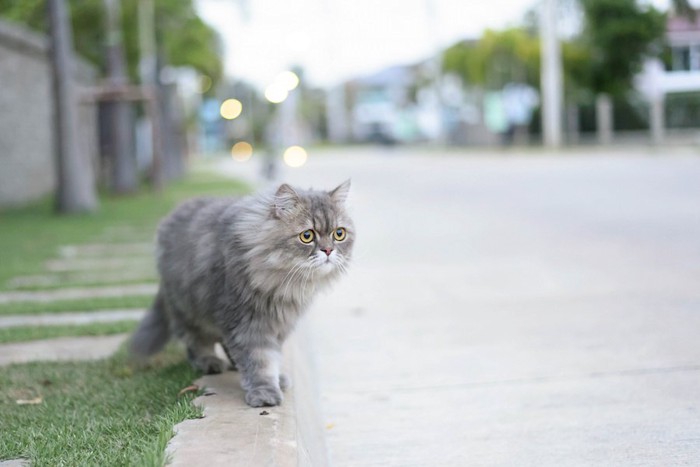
[321,247,333,256]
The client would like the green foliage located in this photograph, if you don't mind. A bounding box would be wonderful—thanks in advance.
[123,0,222,84]
[578,0,666,96]
[671,0,695,19]
[0,0,222,85]
[443,0,670,102]
[443,28,540,89]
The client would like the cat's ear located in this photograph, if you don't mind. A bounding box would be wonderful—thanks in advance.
[274,183,300,218]
[329,179,351,205]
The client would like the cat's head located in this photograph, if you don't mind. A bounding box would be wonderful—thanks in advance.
[269,180,355,278]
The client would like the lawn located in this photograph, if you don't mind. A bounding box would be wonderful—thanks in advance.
[0,345,201,466]
[0,168,250,465]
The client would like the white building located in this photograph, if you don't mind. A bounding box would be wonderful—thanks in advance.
[636,12,700,141]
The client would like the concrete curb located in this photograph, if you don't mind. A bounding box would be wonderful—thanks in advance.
[166,319,329,466]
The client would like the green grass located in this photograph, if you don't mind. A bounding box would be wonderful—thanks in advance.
[0,345,202,466]
[0,295,153,316]
[0,171,249,292]
[0,321,138,345]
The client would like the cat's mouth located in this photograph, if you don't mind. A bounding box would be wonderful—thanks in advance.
[317,259,335,272]
[311,254,337,274]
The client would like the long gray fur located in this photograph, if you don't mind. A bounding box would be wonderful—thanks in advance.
[129,181,354,407]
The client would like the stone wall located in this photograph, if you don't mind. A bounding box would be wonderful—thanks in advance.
[0,19,98,208]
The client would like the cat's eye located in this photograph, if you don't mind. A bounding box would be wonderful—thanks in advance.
[333,227,347,242]
[299,229,315,244]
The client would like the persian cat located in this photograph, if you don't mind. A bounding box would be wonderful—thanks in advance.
[130,181,354,407]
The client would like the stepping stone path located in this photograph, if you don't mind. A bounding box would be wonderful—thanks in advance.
[0,335,129,367]
[58,242,153,258]
[7,270,156,289]
[0,309,145,328]
[44,257,153,273]
[0,238,157,367]
[0,284,157,305]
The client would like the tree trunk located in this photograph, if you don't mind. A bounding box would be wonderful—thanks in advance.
[47,0,98,213]
[104,0,137,194]
[159,82,186,180]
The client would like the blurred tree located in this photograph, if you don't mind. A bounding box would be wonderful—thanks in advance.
[578,0,666,97]
[443,29,540,89]
[0,0,222,86]
[671,0,695,18]
[443,28,590,94]
[577,0,666,143]
[103,0,137,194]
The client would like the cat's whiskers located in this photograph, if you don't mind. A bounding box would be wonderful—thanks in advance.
[281,261,311,303]
[279,261,305,291]
[336,259,348,276]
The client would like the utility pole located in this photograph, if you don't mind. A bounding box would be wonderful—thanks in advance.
[540,0,564,148]
[104,0,137,193]
[47,0,98,213]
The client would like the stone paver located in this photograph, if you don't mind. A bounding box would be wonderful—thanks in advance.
[0,309,145,328]
[6,270,156,289]
[0,334,128,366]
[44,257,153,272]
[0,283,157,304]
[237,149,700,466]
[58,242,153,258]
[0,460,29,467]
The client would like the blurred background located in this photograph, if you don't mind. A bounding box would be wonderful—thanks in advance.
[1,0,700,208]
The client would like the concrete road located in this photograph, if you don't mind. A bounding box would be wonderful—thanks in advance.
[222,147,700,466]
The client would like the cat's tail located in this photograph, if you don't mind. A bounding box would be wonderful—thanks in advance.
[129,288,170,358]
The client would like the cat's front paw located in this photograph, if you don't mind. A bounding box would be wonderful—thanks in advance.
[245,385,283,407]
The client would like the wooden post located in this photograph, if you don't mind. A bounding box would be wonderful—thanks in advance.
[596,94,613,145]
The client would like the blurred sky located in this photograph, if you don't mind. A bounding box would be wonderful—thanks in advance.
[195,0,691,89]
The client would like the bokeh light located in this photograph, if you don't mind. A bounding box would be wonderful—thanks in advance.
[276,71,300,91]
[231,141,253,162]
[283,146,307,168]
[220,98,242,120]
[264,84,289,104]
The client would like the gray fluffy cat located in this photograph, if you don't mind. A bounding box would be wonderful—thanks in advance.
[130,181,354,407]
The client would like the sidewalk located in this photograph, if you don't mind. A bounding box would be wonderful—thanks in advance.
[244,148,700,466]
